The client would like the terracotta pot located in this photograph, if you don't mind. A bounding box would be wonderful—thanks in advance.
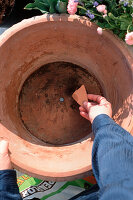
[0,14,132,181]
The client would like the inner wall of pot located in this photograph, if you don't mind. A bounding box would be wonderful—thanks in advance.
[18,61,103,145]
[0,18,132,147]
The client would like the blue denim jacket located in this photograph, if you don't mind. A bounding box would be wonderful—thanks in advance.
[0,169,22,199]
[1,114,133,200]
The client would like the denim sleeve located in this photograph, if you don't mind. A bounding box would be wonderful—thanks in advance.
[0,169,22,200]
[92,114,133,200]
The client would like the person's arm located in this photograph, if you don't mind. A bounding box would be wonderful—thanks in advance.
[0,140,22,200]
[0,169,22,200]
[92,114,133,199]
[79,94,133,199]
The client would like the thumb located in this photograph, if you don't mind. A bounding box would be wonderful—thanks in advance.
[0,140,12,170]
[0,140,9,155]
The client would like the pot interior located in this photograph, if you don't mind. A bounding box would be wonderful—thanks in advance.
[19,61,102,145]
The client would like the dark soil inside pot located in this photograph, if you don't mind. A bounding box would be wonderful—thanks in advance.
[19,62,103,145]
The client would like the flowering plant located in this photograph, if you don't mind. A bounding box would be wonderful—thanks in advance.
[25,0,133,45]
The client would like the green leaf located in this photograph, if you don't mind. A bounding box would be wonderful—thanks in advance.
[96,21,107,29]
[120,21,128,30]
[129,25,133,32]
[56,0,67,13]
[47,0,57,13]
[108,12,116,20]
[25,1,49,13]
[36,0,49,6]
[24,0,58,14]
[118,31,126,39]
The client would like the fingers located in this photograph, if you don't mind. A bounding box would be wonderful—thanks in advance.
[87,94,108,105]
[82,101,96,111]
[80,111,89,120]
[79,102,96,111]
[0,140,9,156]
[79,106,87,113]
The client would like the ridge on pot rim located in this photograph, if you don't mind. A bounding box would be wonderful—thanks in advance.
[0,14,132,181]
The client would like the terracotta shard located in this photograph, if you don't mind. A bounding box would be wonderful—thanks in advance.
[72,85,88,106]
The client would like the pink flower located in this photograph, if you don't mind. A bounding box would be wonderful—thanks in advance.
[103,14,107,18]
[96,5,106,13]
[125,32,133,45]
[97,27,103,35]
[67,0,78,15]
[103,9,107,14]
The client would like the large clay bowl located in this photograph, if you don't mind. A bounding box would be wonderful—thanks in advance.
[0,14,132,181]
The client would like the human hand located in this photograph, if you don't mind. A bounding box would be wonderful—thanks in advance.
[0,140,12,170]
[79,94,112,123]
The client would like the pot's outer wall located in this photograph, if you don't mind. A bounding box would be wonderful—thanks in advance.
[0,14,132,181]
